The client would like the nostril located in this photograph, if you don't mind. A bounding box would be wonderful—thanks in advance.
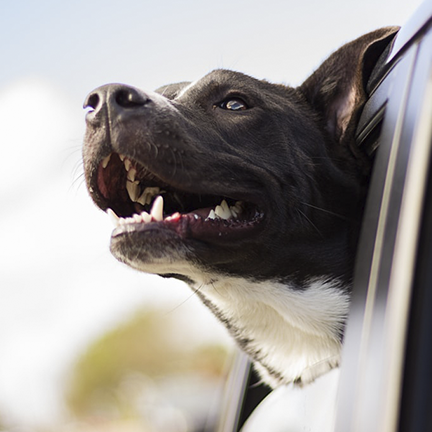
[83,84,150,118]
[84,93,100,111]
[114,88,149,108]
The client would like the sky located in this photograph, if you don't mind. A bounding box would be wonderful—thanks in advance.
[0,0,423,428]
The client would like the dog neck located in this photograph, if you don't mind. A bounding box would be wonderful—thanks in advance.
[195,275,350,387]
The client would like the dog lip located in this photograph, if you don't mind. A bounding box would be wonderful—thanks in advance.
[91,151,266,219]
[110,208,265,243]
[87,150,267,248]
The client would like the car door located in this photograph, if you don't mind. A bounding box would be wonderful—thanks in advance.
[335,1,432,431]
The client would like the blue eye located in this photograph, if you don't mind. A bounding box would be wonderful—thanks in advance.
[219,98,248,111]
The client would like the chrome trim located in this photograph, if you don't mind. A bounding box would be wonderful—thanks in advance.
[216,350,251,432]
[380,29,432,432]
[335,41,419,432]
[388,0,432,63]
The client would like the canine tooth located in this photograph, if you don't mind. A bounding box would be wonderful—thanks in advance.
[124,158,132,171]
[141,211,152,223]
[127,167,137,182]
[207,209,216,220]
[102,154,112,169]
[106,208,119,226]
[150,195,164,221]
[126,181,140,202]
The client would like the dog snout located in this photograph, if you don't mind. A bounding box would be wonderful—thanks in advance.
[84,84,151,122]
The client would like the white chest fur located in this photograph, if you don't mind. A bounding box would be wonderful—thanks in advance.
[127,255,350,387]
[196,276,350,387]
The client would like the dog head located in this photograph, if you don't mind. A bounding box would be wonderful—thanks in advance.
[83,28,397,287]
[83,27,399,386]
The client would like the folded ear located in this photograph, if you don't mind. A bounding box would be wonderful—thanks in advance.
[299,27,399,145]
[155,81,191,99]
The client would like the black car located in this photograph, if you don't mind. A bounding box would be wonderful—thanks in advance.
[216,1,432,430]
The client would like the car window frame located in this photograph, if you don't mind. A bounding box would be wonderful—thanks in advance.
[215,2,432,431]
[336,2,432,431]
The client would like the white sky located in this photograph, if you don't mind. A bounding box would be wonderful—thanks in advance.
[0,0,423,428]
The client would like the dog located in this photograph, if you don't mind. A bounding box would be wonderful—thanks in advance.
[82,27,399,388]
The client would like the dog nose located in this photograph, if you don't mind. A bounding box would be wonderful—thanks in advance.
[84,84,151,120]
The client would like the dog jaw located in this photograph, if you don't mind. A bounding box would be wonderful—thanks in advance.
[106,253,350,388]
[110,248,349,387]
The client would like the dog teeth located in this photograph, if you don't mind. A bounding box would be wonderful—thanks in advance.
[126,180,140,202]
[107,154,246,227]
[207,209,216,220]
[141,211,152,223]
[116,154,164,207]
[214,199,233,220]
[107,208,120,226]
[124,158,132,172]
[150,195,164,221]
[207,200,243,221]
[108,209,152,227]
[117,153,133,173]
[137,187,161,206]
[165,212,181,222]
[136,193,146,206]
[101,153,112,169]
[108,197,244,229]
[230,201,243,217]
[127,167,137,182]
[133,213,142,223]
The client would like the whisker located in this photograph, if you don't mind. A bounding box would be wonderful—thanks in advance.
[296,208,324,238]
[165,283,204,314]
[301,202,349,221]
[71,172,86,189]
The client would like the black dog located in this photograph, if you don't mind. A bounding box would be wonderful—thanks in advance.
[83,27,398,387]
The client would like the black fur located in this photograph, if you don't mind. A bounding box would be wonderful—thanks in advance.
[84,28,398,286]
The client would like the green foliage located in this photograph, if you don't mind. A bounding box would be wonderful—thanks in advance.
[65,309,227,418]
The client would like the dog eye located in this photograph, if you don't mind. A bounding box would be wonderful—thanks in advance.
[218,98,248,111]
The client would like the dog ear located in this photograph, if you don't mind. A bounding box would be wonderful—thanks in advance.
[299,27,399,144]
[155,81,191,99]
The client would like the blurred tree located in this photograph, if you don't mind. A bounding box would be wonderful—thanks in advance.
[65,308,228,422]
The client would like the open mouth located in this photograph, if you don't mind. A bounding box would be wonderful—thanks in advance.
[95,152,264,241]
